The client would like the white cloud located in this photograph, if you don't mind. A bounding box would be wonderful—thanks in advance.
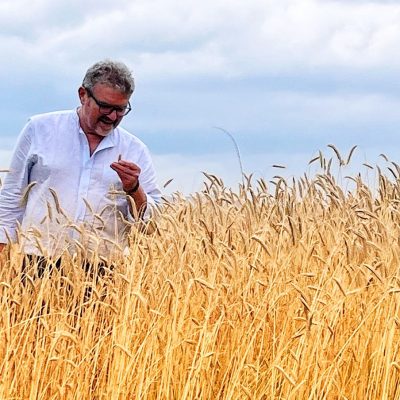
[2,0,400,82]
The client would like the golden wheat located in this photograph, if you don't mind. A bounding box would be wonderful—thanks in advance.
[1,155,400,398]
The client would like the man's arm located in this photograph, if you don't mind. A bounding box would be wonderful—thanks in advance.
[0,122,33,245]
[110,158,152,219]
[125,183,148,219]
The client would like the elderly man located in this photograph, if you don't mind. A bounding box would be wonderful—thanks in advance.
[0,60,161,263]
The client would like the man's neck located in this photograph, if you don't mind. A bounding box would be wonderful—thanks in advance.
[77,107,106,156]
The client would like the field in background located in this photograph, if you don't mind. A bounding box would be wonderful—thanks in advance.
[1,151,400,399]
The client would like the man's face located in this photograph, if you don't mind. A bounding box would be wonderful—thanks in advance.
[78,83,131,137]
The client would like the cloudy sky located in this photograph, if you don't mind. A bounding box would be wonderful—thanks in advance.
[1,0,400,193]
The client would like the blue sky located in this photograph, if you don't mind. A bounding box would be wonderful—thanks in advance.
[1,0,400,193]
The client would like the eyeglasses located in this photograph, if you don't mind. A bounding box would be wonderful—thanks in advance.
[84,86,132,116]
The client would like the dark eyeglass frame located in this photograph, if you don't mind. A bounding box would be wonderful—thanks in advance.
[84,86,132,116]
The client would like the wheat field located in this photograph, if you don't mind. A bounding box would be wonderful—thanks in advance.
[1,153,400,399]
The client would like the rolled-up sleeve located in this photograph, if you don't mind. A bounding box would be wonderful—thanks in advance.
[0,122,33,243]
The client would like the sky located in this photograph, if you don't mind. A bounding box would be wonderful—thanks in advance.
[1,0,400,194]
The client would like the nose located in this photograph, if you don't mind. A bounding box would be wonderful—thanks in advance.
[107,109,119,121]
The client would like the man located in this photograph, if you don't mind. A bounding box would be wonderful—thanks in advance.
[0,60,161,262]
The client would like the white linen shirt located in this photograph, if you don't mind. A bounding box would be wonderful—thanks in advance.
[0,110,162,258]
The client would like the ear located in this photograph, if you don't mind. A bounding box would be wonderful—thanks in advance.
[78,86,86,105]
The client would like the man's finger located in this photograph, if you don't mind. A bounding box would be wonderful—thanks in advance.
[117,160,139,168]
[111,163,139,175]
[110,166,140,185]
[111,162,140,175]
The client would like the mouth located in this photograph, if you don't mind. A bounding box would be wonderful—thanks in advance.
[99,117,114,126]
[93,118,116,137]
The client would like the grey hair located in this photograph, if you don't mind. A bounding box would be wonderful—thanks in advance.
[82,59,135,96]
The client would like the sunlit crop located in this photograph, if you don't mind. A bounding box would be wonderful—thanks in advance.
[1,148,400,399]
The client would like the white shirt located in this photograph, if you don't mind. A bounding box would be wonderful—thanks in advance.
[0,110,162,258]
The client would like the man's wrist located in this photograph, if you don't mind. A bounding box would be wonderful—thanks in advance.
[125,180,140,195]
